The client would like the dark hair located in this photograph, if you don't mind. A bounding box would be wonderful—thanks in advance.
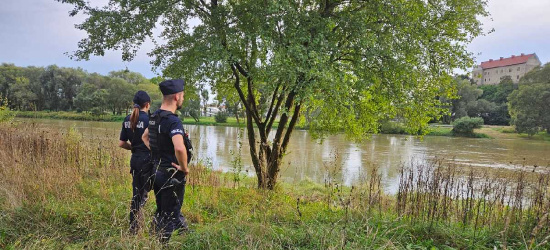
[130,103,146,131]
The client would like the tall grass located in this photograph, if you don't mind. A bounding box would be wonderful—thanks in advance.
[1,122,549,249]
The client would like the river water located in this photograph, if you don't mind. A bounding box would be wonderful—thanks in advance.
[18,118,550,193]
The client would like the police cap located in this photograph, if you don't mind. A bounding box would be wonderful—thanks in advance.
[133,90,151,105]
[159,79,185,95]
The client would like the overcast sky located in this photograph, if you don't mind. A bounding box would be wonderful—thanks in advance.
[1,0,549,79]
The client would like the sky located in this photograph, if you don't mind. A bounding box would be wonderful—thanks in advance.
[0,0,549,79]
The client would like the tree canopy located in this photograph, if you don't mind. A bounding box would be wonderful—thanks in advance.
[0,64,165,115]
[509,63,550,135]
[59,0,488,189]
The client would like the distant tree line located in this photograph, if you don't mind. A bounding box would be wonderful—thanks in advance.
[443,63,550,135]
[0,63,162,115]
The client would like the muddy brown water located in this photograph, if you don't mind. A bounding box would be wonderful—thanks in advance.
[17,118,550,193]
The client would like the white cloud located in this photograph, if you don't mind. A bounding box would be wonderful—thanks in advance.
[468,0,550,65]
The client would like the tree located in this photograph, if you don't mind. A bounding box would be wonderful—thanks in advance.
[181,98,201,122]
[39,65,85,111]
[508,83,550,135]
[520,63,550,85]
[23,66,46,110]
[59,0,488,189]
[105,77,135,115]
[476,76,516,125]
[445,78,483,120]
[0,63,21,106]
[109,70,149,85]
[74,83,98,113]
[213,78,243,123]
[199,84,209,116]
[10,77,38,110]
[508,63,550,135]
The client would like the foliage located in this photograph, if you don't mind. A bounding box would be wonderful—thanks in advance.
[520,62,550,84]
[508,83,550,136]
[379,121,406,135]
[480,76,515,103]
[16,110,125,122]
[59,0,488,189]
[0,63,167,115]
[508,63,550,135]
[447,77,483,119]
[452,116,484,136]
[0,95,15,123]
[214,111,228,123]
[181,99,201,122]
[443,76,515,125]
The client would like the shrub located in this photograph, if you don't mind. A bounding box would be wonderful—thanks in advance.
[452,116,484,136]
[0,96,15,123]
[90,107,102,117]
[214,111,228,123]
[379,121,406,134]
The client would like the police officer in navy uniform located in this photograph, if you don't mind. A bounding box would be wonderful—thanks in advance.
[142,79,190,242]
[118,90,154,234]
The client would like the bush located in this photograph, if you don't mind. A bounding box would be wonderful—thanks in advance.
[452,116,484,136]
[214,111,228,123]
[0,96,15,123]
[90,107,102,117]
[379,121,406,134]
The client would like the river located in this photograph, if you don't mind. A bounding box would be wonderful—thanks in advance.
[17,118,550,193]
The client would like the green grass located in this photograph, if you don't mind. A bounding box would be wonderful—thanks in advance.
[1,123,548,249]
[426,126,490,138]
[16,110,126,122]
[0,174,520,249]
[518,132,550,141]
[181,116,265,128]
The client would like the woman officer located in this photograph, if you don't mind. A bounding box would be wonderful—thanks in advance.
[118,90,153,234]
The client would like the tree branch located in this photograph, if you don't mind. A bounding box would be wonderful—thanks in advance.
[234,62,249,78]
[265,81,281,123]
[231,64,250,112]
[281,102,302,153]
[266,86,286,133]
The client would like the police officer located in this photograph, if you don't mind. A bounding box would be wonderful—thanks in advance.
[118,90,154,234]
[142,79,189,242]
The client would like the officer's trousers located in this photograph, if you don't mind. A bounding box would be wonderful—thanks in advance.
[152,168,188,242]
[129,152,153,233]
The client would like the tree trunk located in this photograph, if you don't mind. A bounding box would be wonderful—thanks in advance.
[235,105,240,124]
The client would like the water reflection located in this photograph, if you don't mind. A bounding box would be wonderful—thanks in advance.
[18,118,550,194]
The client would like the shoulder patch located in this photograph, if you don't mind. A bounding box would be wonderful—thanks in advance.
[171,129,183,134]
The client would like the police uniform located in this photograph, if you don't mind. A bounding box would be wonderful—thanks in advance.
[149,79,189,241]
[119,90,153,233]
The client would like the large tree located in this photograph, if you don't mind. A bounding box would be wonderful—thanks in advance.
[59,0,488,189]
[509,63,550,135]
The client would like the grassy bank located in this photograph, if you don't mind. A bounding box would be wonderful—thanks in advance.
[16,110,126,122]
[1,122,550,249]
[13,111,550,141]
[180,116,283,129]
[426,126,491,138]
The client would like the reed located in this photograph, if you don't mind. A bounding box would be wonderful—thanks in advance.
[1,122,550,249]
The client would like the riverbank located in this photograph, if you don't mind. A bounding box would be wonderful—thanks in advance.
[16,110,127,122]
[15,111,550,140]
[1,123,549,249]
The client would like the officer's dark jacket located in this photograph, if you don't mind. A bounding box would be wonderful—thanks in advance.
[120,111,150,153]
[149,109,186,167]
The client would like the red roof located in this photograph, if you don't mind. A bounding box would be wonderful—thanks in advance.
[480,53,535,69]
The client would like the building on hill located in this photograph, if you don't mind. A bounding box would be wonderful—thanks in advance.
[472,53,541,85]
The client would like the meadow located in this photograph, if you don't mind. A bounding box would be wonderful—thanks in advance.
[1,122,549,249]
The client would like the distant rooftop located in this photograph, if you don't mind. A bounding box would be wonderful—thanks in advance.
[479,53,536,69]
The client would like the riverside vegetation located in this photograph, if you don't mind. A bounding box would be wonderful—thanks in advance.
[1,121,550,249]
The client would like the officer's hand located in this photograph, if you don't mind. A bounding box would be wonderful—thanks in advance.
[172,162,189,175]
